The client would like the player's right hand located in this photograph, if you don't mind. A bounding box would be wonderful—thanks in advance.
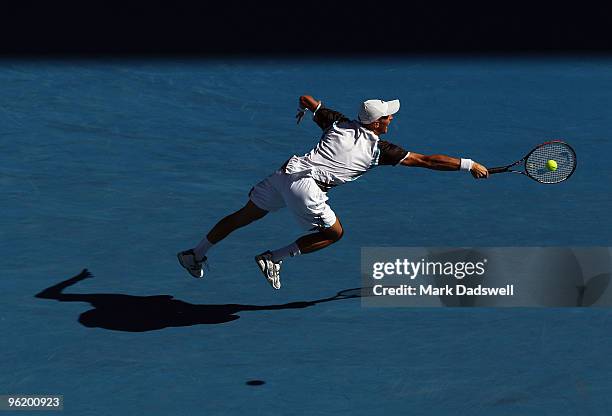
[470,162,489,179]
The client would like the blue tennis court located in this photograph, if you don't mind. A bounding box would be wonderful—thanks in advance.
[2,57,612,415]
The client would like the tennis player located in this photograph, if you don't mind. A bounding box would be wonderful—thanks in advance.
[178,96,489,289]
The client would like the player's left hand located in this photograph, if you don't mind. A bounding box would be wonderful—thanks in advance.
[296,108,307,124]
[470,162,489,179]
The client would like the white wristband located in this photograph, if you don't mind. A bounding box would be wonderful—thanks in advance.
[460,158,474,172]
[312,101,322,116]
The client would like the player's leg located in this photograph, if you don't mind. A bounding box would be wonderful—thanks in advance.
[261,217,343,267]
[206,200,268,244]
[186,200,268,264]
[178,172,285,278]
[255,176,340,289]
[295,217,344,253]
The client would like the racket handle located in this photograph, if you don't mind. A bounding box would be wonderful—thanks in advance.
[487,166,509,174]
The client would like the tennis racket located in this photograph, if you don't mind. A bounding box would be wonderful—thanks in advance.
[488,140,577,184]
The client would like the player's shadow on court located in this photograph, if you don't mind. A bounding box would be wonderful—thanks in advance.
[35,269,366,332]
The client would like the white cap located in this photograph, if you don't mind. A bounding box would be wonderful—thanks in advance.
[357,99,400,124]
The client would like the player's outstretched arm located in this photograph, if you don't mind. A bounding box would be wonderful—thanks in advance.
[401,152,489,179]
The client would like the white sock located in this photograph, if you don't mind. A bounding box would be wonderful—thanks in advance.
[193,237,214,260]
[270,242,301,263]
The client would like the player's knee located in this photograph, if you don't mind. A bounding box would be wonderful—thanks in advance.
[334,227,344,242]
[325,223,344,243]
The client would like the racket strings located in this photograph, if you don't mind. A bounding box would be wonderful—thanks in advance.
[525,142,576,184]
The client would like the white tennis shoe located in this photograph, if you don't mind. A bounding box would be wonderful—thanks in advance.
[255,251,281,289]
[177,249,206,278]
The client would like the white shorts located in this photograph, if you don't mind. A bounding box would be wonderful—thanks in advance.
[249,170,337,231]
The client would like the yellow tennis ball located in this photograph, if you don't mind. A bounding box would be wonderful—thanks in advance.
[546,159,558,171]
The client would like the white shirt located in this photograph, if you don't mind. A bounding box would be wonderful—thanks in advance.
[283,107,409,187]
